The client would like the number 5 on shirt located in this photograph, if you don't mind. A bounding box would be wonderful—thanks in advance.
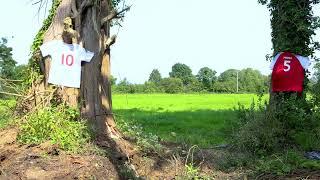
[61,54,74,66]
[283,60,291,72]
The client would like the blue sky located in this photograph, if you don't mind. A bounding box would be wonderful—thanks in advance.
[1,0,319,83]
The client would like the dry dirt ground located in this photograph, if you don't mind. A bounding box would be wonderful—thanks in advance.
[0,127,120,179]
[0,126,244,179]
[1,127,320,180]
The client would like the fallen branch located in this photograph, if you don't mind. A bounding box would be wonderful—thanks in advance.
[23,89,56,101]
[0,77,23,82]
[0,91,23,97]
[19,88,57,120]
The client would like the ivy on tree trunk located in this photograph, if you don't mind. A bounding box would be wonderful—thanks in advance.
[254,1,320,151]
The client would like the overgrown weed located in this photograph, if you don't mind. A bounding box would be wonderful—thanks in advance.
[115,115,164,154]
[17,104,91,153]
[226,92,320,175]
[175,145,213,180]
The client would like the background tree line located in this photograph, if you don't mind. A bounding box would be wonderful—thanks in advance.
[6,38,318,95]
[112,62,270,94]
[1,38,268,96]
[0,38,27,98]
[0,38,27,80]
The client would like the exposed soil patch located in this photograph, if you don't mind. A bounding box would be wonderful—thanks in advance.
[0,126,245,179]
[0,127,119,180]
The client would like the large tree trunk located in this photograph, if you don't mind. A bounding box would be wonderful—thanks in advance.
[77,1,105,133]
[39,0,116,136]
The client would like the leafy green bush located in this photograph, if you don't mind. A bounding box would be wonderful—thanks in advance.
[183,77,204,93]
[18,105,91,152]
[255,150,320,175]
[293,130,320,151]
[231,93,319,154]
[228,92,320,175]
[0,99,16,128]
[143,81,163,93]
[160,78,183,94]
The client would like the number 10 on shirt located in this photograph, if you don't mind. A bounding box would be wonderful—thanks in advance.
[61,54,74,66]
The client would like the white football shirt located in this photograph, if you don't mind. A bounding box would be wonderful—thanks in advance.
[40,40,94,88]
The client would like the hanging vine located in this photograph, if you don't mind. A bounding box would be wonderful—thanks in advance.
[24,0,62,88]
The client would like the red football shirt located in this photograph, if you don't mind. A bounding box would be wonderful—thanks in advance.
[271,52,306,92]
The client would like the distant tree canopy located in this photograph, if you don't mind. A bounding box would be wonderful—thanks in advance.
[148,69,162,84]
[214,69,237,93]
[0,38,27,82]
[169,63,193,85]
[160,77,183,94]
[238,68,268,93]
[196,67,217,91]
[217,69,238,83]
[0,38,27,98]
[0,38,16,80]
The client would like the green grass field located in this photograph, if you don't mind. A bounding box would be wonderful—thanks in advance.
[0,94,265,147]
[113,94,267,147]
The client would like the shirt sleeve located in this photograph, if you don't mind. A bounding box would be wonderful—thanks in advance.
[270,53,281,70]
[296,55,310,70]
[39,40,57,57]
[79,46,94,62]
